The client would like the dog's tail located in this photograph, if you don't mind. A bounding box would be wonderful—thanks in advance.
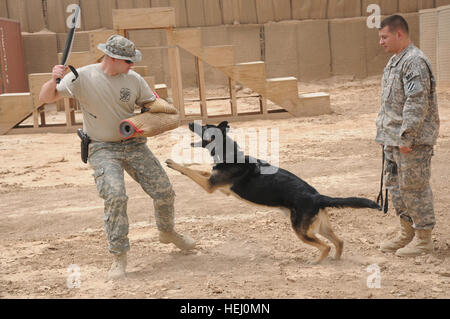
[316,195,381,211]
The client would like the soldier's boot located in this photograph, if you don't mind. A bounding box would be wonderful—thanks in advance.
[380,218,415,253]
[159,230,196,250]
[395,229,433,257]
[107,252,127,280]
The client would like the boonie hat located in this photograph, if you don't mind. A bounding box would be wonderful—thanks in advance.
[97,34,142,63]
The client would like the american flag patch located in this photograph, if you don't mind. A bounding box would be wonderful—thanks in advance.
[407,81,416,92]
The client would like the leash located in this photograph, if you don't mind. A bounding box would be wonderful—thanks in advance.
[376,145,389,213]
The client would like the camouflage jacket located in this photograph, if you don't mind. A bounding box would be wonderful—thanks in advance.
[376,43,439,147]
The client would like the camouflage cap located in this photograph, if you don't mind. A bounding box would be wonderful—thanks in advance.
[97,35,142,63]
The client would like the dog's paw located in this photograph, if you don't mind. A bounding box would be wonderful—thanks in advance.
[165,159,182,171]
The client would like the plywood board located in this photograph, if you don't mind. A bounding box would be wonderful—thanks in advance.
[298,92,331,116]
[266,77,298,103]
[167,27,202,56]
[0,93,32,134]
[220,61,266,95]
[28,73,52,108]
[89,30,117,56]
[112,7,175,30]
[227,25,261,63]
[201,45,234,67]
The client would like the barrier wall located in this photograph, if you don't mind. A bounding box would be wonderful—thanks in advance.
[0,0,442,87]
[421,5,450,85]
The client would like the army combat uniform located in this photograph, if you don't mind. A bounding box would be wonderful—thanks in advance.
[376,43,440,230]
[56,51,176,256]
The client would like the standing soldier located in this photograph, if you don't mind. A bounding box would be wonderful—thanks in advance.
[376,15,440,257]
[39,35,196,280]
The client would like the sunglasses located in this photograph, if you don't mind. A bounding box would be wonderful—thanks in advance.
[124,60,133,64]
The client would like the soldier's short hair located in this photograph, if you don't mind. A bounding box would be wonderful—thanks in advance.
[379,15,409,34]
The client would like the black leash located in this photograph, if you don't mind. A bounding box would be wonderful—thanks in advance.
[376,145,389,213]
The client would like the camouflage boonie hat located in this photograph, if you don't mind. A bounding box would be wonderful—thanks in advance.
[97,35,142,63]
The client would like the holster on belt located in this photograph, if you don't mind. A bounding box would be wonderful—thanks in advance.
[77,129,91,164]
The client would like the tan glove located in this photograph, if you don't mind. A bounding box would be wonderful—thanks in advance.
[144,98,178,114]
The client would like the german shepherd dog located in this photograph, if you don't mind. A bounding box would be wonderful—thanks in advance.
[166,121,381,264]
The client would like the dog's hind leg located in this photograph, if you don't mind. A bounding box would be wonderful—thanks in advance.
[292,224,331,264]
[317,210,344,260]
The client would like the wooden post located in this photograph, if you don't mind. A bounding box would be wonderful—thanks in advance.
[196,57,207,118]
[229,78,237,117]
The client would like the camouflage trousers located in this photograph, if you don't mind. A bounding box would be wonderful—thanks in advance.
[384,145,435,230]
[88,137,176,255]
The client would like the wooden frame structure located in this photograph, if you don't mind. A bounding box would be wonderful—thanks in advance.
[112,7,331,125]
[2,6,331,136]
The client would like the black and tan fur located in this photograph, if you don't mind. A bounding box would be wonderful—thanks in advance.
[166,121,381,264]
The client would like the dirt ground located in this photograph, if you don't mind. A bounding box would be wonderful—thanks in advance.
[0,76,449,299]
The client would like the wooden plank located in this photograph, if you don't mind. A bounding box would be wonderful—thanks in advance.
[185,0,205,26]
[219,61,266,95]
[203,0,222,26]
[8,124,82,135]
[167,45,185,117]
[196,57,208,117]
[89,29,116,56]
[266,77,298,102]
[112,7,175,30]
[256,0,274,24]
[0,93,32,134]
[143,75,156,91]
[167,27,202,56]
[180,111,292,125]
[155,83,168,99]
[201,45,234,67]
[132,66,149,76]
[28,73,52,109]
[229,78,237,116]
[298,92,331,116]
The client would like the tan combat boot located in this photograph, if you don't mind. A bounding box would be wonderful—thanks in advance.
[395,229,433,257]
[380,218,415,253]
[159,230,196,250]
[107,252,127,280]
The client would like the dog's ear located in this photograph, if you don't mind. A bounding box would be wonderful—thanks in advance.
[217,121,229,130]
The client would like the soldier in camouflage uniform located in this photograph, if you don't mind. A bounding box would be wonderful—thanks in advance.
[39,35,196,280]
[376,15,439,257]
